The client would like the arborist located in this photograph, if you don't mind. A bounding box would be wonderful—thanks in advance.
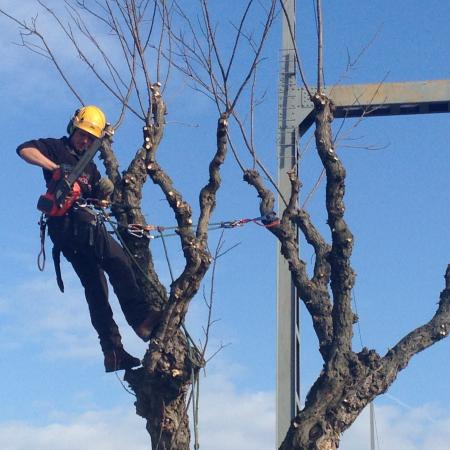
[17,105,158,372]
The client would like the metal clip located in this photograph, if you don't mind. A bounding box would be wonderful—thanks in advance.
[73,198,88,209]
[220,219,245,228]
[127,224,145,238]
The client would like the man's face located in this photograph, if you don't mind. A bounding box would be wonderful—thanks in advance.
[70,128,95,153]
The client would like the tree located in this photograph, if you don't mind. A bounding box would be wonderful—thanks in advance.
[1,1,448,449]
[1,1,277,448]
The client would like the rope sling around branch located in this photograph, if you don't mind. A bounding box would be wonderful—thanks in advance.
[69,197,280,239]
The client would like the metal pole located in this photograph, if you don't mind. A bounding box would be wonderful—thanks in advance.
[276,0,300,447]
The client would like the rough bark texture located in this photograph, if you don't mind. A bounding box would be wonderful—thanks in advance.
[99,86,228,447]
[245,93,450,450]
[125,329,199,450]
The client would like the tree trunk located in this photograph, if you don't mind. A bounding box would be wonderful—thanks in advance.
[125,328,203,449]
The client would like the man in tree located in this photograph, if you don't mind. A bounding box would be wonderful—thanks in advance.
[17,105,158,373]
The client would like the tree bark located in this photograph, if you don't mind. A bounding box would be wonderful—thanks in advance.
[125,329,200,450]
[121,112,228,448]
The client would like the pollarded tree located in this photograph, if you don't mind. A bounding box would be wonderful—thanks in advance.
[1,1,449,450]
[245,2,450,449]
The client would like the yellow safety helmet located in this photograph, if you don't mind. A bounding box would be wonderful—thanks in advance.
[68,105,106,138]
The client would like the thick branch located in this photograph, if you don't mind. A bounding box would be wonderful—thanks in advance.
[291,209,330,285]
[144,114,230,375]
[380,264,450,385]
[150,115,232,347]
[119,82,166,228]
[98,127,122,188]
[313,93,356,355]
[197,114,228,245]
[244,169,334,358]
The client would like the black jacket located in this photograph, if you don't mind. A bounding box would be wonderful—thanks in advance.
[16,136,102,198]
[17,136,105,254]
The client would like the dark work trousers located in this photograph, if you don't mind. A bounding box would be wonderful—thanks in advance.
[47,208,149,353]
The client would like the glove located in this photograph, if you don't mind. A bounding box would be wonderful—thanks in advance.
[51,164,73,181]
[97,177,114,200]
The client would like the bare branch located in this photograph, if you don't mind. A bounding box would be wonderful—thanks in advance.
[230,109,287,206]
[200,0,229,106]
[196,114,229,245]
[316,0,324,91]
[126,0,153,111]
[228,0,276,112]
[380,265,450,388]
[200,230,225,360]
[302,167,325,208]
[39,0,145,119]
[224,0,254,81]
[0,7,84,104]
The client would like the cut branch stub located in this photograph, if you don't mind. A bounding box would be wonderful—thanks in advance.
[196,113,229,245]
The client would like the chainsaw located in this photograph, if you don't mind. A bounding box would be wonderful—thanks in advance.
[37,137,103,216]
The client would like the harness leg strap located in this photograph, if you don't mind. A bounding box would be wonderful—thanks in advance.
[52,245,65,293]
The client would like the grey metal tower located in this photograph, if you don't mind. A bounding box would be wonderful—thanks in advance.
[276,2,450,448]
[276,0,300,446]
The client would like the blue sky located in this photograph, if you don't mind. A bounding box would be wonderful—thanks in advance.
[0,1,449,449]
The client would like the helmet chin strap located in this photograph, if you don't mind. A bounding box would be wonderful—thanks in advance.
[68,133,86,155]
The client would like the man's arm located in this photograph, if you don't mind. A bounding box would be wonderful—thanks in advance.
[18,147,59,171]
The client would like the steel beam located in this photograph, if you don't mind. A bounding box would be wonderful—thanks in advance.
[297,80,450,135]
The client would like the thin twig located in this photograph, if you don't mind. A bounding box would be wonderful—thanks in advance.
[316,0,324,91]
[278,0,312,97]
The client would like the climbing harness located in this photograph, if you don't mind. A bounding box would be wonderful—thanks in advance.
[37,199,110,291]
[52,245,65,293]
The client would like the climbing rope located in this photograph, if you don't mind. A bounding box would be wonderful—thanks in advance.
[37,214,47,271]
[76,198,280,240]
[158,228,175,281]
[37,198,269,449]
[98,206,206,356]
[97,207,168,304]
[124,212,280,240]
[94,205,205,447]
[191,366,201,450]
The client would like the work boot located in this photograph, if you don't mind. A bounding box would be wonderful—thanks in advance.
[133,312,161,342]
[103,348,141,373]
